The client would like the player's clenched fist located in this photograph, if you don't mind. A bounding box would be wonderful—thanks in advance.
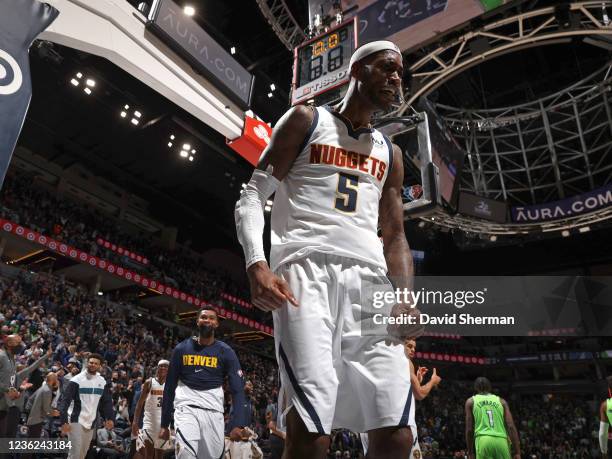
[247,261,298,311]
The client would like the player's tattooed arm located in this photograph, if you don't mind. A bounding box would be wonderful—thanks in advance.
[464,397,475,459]
[501,398,521,459]
[243,106,313,311]
[256,104,315,180]
[131,378,151,436]
[380,144,423,339]
[380,143,413,291]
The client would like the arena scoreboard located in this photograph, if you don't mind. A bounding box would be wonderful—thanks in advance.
[291,18,358,106]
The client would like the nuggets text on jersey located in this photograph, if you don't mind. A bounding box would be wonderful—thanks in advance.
[309,144,387,181]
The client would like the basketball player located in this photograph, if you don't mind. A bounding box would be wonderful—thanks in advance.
[360,339,440,458]
[131,360,171,459]
[235,40,423,459]
[159,308,247,459]
[465,377,520,459]
[598,376,612,458]
[404,339,440,458]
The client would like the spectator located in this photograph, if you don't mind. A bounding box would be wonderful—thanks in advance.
[64,360,81,382]
[97,422,125,459]
[58,353,115,459]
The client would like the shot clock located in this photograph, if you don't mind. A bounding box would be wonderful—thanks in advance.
[291,18,358,106]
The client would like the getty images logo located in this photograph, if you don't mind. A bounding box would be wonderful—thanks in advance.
[0,49,23,95]
[253,125,271,145]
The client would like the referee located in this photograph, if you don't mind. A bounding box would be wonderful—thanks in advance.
[159,308,248,458]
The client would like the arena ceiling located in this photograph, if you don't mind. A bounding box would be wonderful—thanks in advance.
[13,0,612,253]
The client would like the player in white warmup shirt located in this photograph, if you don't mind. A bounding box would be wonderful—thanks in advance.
[132,360,171,459]
[235,40,423,459]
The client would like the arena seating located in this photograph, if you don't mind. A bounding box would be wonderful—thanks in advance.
[0,172,263,322]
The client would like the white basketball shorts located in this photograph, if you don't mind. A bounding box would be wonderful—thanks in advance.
[273,253,415,434]
[174,404,224,459]
[138,427,173,451]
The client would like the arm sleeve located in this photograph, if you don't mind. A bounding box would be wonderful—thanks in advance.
[600,421,609,453]
[225,348,247,429]
[234,168,279,269]
[161,346,181,428]
[58,381,78,425]
[99,381,115,421]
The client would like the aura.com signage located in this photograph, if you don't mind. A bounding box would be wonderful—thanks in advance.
[147,0,254,109]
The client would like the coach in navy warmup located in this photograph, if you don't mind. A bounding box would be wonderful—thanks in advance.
[160,308,248,459]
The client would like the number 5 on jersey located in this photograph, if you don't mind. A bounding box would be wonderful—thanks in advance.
[335,173,359,213]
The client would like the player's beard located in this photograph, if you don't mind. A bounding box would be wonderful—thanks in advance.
[198,324,214,338]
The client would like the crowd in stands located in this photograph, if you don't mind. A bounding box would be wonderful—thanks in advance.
[0,269,280,457]
[0,173,269,325]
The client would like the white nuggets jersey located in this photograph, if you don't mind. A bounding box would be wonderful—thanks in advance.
[143,378,164,431]
[270,106,394,271]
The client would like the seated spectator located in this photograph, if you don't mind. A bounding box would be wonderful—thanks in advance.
[97,423,125,459]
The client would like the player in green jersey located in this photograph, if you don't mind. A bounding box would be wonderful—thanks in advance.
[598,376,612,458]
[464,377,520,459]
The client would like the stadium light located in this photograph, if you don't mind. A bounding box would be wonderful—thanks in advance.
[230,46,236,55]
[124,104,130,110]
[134,111,142,118]
[70,78,79,86]
[266,200,273,206]
[120,111,127,118]
[191,149,196,154]
[131,118,139,125]
[183,143,191,150]
[267,92,273,98]
[490,235,497,242]
[168,142,173,147]
[84,87,92,95]
[170,134,175,140]
[561,230,570,237]
[189,156,194,161]
[180,150,188,158]
[270,83,276,91]
[264,205,271,212]
[578,226,590,233]
[76,72,83,79]
[86,79,96,87]
[184,5,195,16]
